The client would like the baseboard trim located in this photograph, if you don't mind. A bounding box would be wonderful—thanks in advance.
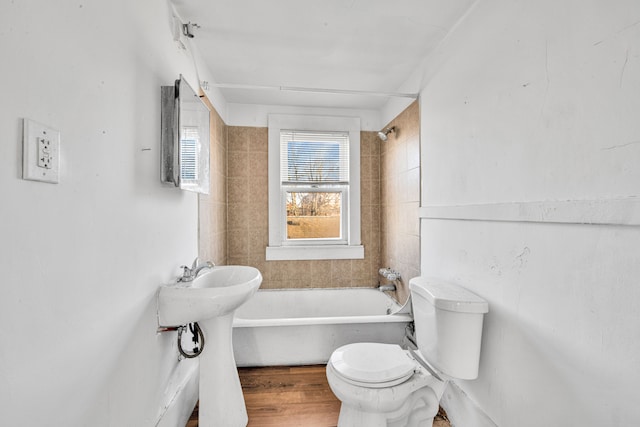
[440,382,497,427]
[155,359,199,427]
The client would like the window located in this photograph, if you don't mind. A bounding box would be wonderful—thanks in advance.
[282,130,348,243]
[267,115,363,261]
[180,126,199,182]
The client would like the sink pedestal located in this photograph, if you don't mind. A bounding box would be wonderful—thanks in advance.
[198,313,247,427]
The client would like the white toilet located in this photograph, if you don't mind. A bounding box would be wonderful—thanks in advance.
[326,277,489,427]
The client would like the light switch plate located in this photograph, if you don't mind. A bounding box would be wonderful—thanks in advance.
[23,119,60,184]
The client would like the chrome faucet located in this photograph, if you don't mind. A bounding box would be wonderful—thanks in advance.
[378,284,397,292]
[178,257,215,283]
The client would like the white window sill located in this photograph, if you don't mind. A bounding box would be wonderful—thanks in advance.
[266,245,364,261]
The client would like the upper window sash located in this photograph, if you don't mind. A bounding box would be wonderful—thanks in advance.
[280,130,350,185]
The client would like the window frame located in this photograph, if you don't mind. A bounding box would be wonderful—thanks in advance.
[266,114,363,261]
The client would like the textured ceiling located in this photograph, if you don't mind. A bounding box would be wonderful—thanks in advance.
[171,0,476,109]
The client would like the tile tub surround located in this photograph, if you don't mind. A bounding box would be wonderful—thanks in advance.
[380,101,421,304]
[199,102,228,266]
[199,102,420,295]
[225,126,382,289]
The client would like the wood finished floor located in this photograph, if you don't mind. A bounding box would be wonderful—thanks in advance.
[186,365,451,427]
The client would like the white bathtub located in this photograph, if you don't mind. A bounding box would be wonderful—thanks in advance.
[232,288,413,367]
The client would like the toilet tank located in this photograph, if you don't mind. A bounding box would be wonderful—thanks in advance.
[409,277,489,380]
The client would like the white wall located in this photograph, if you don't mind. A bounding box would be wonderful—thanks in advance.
[0,1,221,425]
[226,102,382,131]
[417,0,640,426]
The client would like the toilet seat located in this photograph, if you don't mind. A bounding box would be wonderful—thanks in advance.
[329,343,416,388]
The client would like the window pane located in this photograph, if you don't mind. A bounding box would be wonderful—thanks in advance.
[286,192,341,239]
[180,126,199,181]
[280,130,349,185]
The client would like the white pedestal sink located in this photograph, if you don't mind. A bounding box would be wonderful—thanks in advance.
[158,265,262,427]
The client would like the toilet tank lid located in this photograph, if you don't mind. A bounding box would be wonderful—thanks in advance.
[409,277,489,313]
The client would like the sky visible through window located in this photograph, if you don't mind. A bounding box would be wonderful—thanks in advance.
[286,140,341,183]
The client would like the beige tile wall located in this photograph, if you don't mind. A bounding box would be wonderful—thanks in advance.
[198,102,227,266]
[199,101,419,295]
[226,127,381,289]
[380,101,421,304]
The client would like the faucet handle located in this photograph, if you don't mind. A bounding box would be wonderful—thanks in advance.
[177,265,191,282]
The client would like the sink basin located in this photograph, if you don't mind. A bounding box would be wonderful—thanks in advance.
[158,265,262,326]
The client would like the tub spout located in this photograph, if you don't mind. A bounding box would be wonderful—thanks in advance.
[378,284,396,292]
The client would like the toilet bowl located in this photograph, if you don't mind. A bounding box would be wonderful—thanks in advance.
[326,343,446,427]
[326,277,489,427]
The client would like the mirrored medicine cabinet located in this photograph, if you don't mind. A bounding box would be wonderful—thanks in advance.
[161,75,210,194]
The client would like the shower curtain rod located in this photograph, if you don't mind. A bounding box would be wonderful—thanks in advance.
[209,82,418,99]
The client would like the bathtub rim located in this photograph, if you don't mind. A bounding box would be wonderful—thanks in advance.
[233,287,413,328]
[234,313,413,328]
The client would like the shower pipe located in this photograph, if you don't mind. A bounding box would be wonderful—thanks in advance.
[210,82,419,99]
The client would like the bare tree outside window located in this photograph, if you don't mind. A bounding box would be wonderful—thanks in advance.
[286,191,341,239]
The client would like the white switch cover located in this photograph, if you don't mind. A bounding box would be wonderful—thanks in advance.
[23,119,60,183]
